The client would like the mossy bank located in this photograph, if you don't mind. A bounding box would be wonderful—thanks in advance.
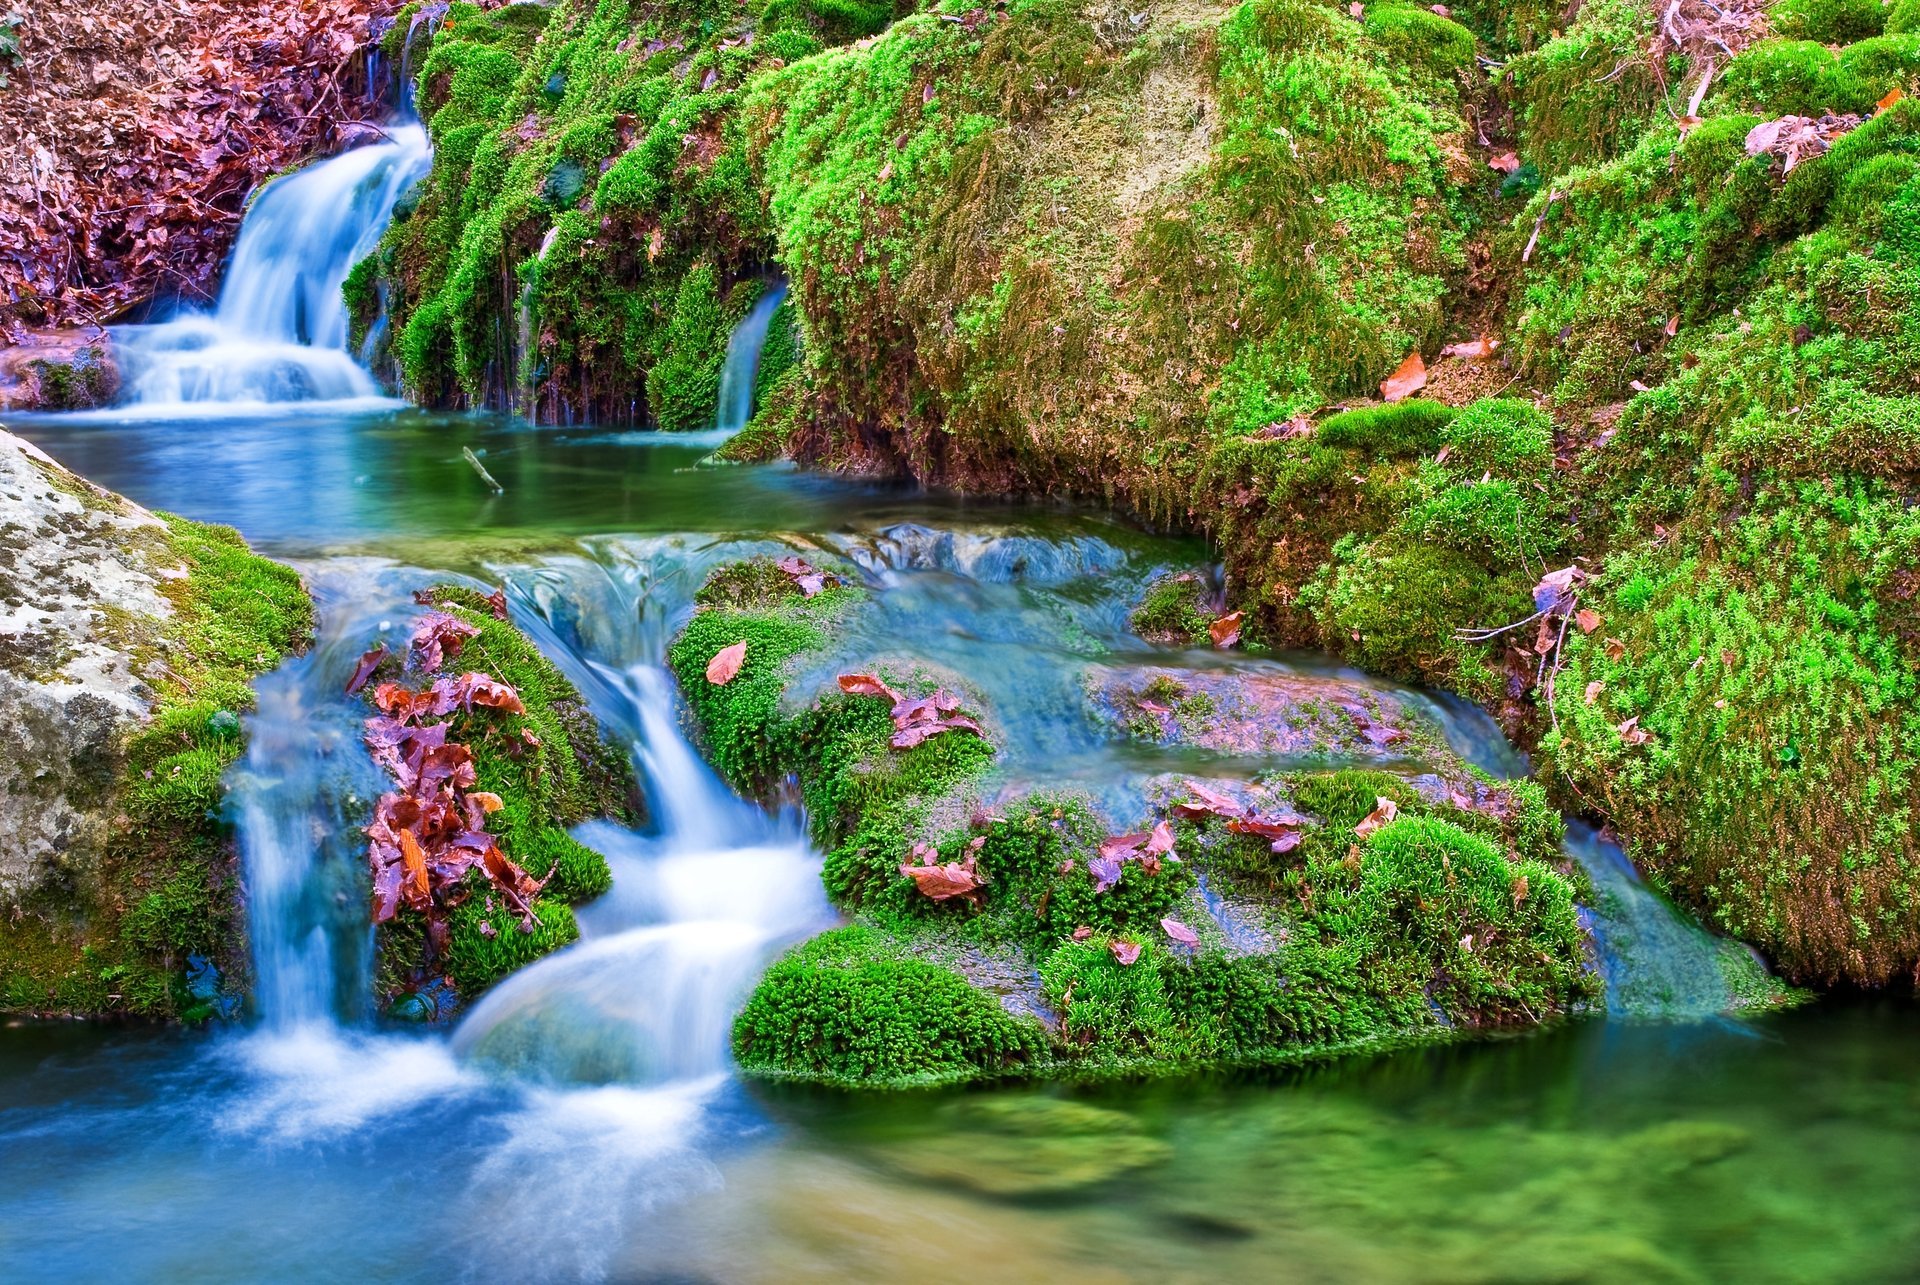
[0,431,312,1020]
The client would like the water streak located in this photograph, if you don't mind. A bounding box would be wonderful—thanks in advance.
[714,280,787,434]
[112,126,431,410]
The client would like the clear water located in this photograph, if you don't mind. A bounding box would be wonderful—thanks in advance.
[715,279,788,433]
[3,408,1915,1281]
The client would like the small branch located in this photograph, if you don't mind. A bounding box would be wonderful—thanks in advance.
[1521,191,1564,263]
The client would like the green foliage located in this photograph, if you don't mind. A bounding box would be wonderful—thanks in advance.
[646,263,728,431]
[732,925,1046,1085]
[1129,572,1213,644]
[1509,0,1663,172]
[1770,0,1887,44]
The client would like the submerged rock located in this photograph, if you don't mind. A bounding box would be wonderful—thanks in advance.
[0,330,118,411]
[0,429,311,1016]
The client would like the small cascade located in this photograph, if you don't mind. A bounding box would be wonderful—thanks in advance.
[452,544,830,1085]
[113,125,431,410]
[714,280,788,434]
[1563,821,1750,1019]
[231,565,414,1026]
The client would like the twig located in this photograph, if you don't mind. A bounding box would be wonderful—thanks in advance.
[1455,607,1549,643]
[1521,191,1563,263]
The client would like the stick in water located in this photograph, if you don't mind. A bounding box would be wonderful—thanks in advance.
[463,447,504,494]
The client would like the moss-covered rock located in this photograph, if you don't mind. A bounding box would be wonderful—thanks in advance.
[368,585,639,1012]
[0,433,312,1019]
[675,557,1596,1087]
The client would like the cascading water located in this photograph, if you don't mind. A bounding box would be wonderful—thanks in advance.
[451,544,831,1085]
[713,280,788,434]
[111,125,431,410]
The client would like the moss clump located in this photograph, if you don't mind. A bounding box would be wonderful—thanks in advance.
[1,516,313,1020]
[1129,571,1213,645]
[732,925,1046,1086]
[374,586,637,1007]
[646,262,728,432]
[1770,0,1887,44]
[24,347,116,409]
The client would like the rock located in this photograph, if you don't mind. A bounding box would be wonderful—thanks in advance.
[0,330,119,410]
[0,430,312,1016]
[1091,663,1442,760]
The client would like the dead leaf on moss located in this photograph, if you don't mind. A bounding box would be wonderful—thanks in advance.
[1440,336,1500,360]
[1110,940,1143,966]
[1210,610,1245,648]
[706,640,747,685]
[1487,152,1520,174]
[1161,917,1199,946]
[1575,608,1602,633]
[1354,796,1399,840]
[1381,351,1427,403]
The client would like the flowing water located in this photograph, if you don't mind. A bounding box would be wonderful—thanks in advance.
[714,280,788,434]
[3,136,1917,1280]
[108,125,430,411]
[3,409,1918,1282]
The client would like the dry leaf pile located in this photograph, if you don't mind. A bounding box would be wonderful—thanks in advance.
[0,0,400,330]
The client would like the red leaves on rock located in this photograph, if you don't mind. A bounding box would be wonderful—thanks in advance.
[706,640,748,686]
[361,610,547,945]
[410,613,480,672]
[1176,780,1312,855]
[1089,821,1178,892]
[1110,940,1143,966]
[1381,351,1428,403]
[345,644,388,695]
[1227,812,1309,854]
[484,587,511,621]
[838,673,985,750]
[1172,780,1248,821]
[1161,917,1199,946]
[1209,611,1245,649]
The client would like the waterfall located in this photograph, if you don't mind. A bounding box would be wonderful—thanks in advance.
[112,125,431,410]
[451,545,830,1084]
[231,565,412,1027]
[713,280,787,434]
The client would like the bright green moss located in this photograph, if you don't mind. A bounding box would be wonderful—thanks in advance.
[1363,3,1476,82]
[375,587,636,1006]
[1770,0,1887,43]
[1129,571,1213,644]
[1893,0,1920,33]
[1717,40,1843,117]
[732,925,1047,1086]
[1509,0,1663,172]
[646,263,728,431]
[1313,400,1457,455]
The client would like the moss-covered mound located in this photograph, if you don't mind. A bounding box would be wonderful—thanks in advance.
[672,558,1596,1086]
[0,464,313,1020]
[367,586,638,1016]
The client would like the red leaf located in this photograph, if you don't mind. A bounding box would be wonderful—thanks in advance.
[1380,351,1427,403]
[485,587,510,620]
[1209,611,1245,648]
[1487,151,1520,174]
[838,672,901,702]
[345,644,387,695]
[1110,941,1142,966]
[1354,796,1400,839]
[706,641,748,685]
[1172,780,1247,820]
[410,613,481,672]
[1160,917,1199,946]
[1440,335,1500,360]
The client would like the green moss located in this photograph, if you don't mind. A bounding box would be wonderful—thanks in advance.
[1129,571,1213,644]
[374,587,636,1006]
[1,516,312,1019]
[1770,0,1887,44]
[732,925,1047,1086]
[24,348,116,410]
[1363,4,1476,82]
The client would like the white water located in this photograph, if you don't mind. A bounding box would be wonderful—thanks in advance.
[111,125,431,411]
[714,280,787,434]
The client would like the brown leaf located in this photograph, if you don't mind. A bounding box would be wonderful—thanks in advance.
[1110,940,1143,966]
[899,857,985,901]
[1662,315,1679,339]
[1380,351,1427,403]
[1161,917,1199,946]
[1584,680,1605,705]
[1172,780,1247,820]
[1209,610,1245,648]
[410,613,481,673]
[1574,608,1602,634]
[838,672,902,702]
[1617,715,1652,746]
[706,641,748,685]
[1353,796,1399,840]
[1878,87,1904,112]
[345,644,387,695]
[1440,335,1500,360]
[485,587,510,620]
[1511,873,1529,907]
[1072,924,1094,941]
[1604,636,1627,663]
[1486,152,1520,174]
[468,792,505,814]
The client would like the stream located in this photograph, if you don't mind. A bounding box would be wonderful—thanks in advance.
[3,125,1918,1283]
[1,412,1917,1282]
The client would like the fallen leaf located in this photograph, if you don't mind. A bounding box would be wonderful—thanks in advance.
[1511,873,1529,907]
[1380,351,1427,403]
[1604,637,1627,663]
[1110,940,1143,966]
[468,792,505,814]
[410,613,481,673]
[1354,796,1399,840]
[1532,566,1586,615]
[1879,87,1904,112]
[1663,315,1679,338]
[1172,780,1248,820]
[1440,335,1500,360]
[1210,610,1245,648]
[346,644,388,695]
[1161,917,1199,946]
[1486,151,1520,174]
[838,672,902,702]
[1584,680,1605,705]
[485,586,510,620]
[1574,608,1602,634]
[1617,715,1652,746]
[706,641,748,685]
[1072,924,1094,941]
